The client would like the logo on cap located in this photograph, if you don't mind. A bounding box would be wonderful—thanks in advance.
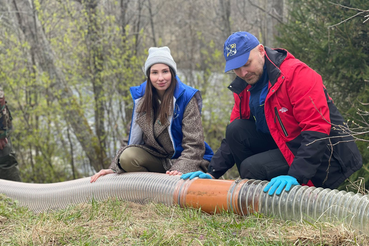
[226,44,237,57]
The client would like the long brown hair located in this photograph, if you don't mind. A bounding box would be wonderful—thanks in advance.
[138,66,177,124]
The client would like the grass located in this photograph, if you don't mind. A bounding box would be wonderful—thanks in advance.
[0,194,368,246]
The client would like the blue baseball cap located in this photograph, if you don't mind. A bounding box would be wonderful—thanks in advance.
[223,32,260,73]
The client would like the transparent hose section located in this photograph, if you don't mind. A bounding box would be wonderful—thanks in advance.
[0,173,179,213]
[231,179,369,236]
[0,173,368,235]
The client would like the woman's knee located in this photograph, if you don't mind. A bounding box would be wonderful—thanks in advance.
[119,147,146,172]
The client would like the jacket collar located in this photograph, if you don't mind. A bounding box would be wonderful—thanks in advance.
[173,76,186,99]
[228,76,249,95]
[264,47,287,86]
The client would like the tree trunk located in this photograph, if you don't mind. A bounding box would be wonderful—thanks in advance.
[147,0,157,47]
[120,0,129,36]
[84,0,107,168]
[7,0,108,171]
[219,0,232,39]
[265,0,284,46]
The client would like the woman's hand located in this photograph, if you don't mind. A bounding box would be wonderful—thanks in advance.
[166,170,182,176]
[90,169,115,183]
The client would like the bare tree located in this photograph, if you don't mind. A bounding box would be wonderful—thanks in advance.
[75,0,108,167]
[245,0,284,46]
[5,0,108,171]
[218,0,232,39]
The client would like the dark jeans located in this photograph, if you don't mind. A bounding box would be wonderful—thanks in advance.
[226,119,289,180]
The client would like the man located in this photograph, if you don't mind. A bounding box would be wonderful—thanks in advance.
[181,31,362,195]
[0,86,21,181]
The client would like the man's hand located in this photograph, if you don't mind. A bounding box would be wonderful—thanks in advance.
[180,171,213,180]
[0,137,8,150]
[263,175,299,195]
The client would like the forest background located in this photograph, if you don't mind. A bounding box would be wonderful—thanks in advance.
[0,0,368,189]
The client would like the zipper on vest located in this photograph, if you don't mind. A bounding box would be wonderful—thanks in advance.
[274,107,288,137]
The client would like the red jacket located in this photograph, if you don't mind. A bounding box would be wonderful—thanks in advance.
[209,47,362,188]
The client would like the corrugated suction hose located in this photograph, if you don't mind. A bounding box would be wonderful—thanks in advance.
[0,173,368,235]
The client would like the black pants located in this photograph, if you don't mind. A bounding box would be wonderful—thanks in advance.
[226,119,289,180]
[0,138,21,182]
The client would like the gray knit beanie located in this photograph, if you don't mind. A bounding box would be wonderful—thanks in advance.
[144,46,177,75]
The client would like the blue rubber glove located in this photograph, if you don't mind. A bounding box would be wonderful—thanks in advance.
[180,171,213,180]
[263,175,299,195]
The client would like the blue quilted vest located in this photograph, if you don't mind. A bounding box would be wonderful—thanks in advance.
[129,76,213,161]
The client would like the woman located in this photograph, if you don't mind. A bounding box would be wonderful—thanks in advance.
[91,46,213,182]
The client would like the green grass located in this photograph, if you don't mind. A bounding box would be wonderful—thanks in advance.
[0,194,367,246]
